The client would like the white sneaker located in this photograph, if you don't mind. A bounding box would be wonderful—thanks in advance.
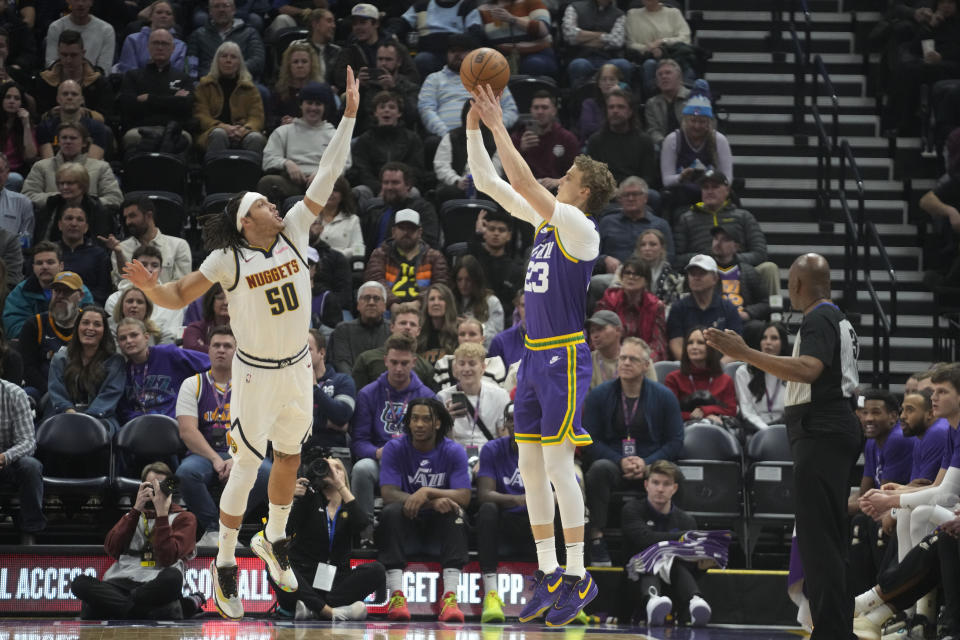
[210,560,243,620]
[294,601,313,621]
[689,595,711,626]
[198,530,219,549]
[332,601,368,621]
[250,530,298,592]
[646,594,672,626]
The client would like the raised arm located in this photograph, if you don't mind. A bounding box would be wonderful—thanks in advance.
[122,261,214,310]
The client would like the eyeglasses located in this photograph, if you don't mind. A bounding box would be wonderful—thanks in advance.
[359,295,383,303]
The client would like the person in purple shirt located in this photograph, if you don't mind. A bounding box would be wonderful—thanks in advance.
[378,397,470,622]
[349,333,436,536]
[115,317,210,425]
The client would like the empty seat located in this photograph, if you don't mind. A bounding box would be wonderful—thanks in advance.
[114,414,183,495]
[35,413,111,496]
[204,149,263,195]
[439,198,498,247]
[123,152,187,194]
[124,191,185,237]
[507,75,558,115]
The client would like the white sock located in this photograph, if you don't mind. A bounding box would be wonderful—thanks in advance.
[536,537,559,574]
[216,524,239,566]
[865,603,894,626]
[483,573,498,595]
[265,502,292,542]
[855,587,883,616]
[386,569,403,594]
[443,568,460,596]
[565,542,585,578]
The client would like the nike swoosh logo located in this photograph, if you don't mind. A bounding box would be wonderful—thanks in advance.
[547,577,563,593]
[578,577,592,599]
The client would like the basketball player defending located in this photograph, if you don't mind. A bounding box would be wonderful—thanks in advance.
[467,85,617,626]
[123,68,361,621]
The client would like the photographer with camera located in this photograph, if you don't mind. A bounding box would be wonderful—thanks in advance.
[70,462,204,620]
[272,451,383,621]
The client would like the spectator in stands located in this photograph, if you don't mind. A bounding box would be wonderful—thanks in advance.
[70,462,203,620]
[330,281,389,374]
[187,0,265,80]
[578,63,627,144]
[265,0,327,40]
[599,177,674,275]
[111,286,175,345]
[0,377,44,544]
[17,270,87,399]
[621,460,712,626]
[437,341,510,452]
[434,101,503,204]
[365,209,449,310]
[115,1,185,75]
[305,329,358,450]
[0,81,35,188]
[919,131,960,290]
[278,452,380,621]
[488,290,525,370]
[418,282,459,361]
[586,89,658,186]
[351,333,436,535]
[44,304,124,432]
[711,224,770,345]
[306,9,340,87]
[306,177,364,262]
[586,309,623,389]
[402,0,483,79]
[260,81,344,204]
[563,0,631,88]
[348,90,424,197]
[0,5,37,75]
[3,243,92,337]
[378,397,470,623]
[34,30,114,118]
[0,226,20,289]
[0,152,33,240]
[645,59,691,147]
[453,255,503,346]
[433,316,508,388]
[194,41,266,153]
[663,326,737,423]
[418,34,519,138]
[361,161,441,252]
[103,197,193,288]
[119,28,194,152]
[182,284,230,353]
[55,206,111,304]
[510,91,578,190]
[596,258,668,362]
[352,302,436,392]
[269,40,323,129]
[44,0,115,72]
[36,79,109,160]
[32,161,113,244]
[582,337,684,566]
[468,209,524,321]
[625,0,694,97]
[479,0,556,77]
[660,82,733,210]
[116,317,210,425]
[734,321,789,432]
[176,325,270,546]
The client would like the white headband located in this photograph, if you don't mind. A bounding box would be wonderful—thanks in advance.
[236,191,265,232]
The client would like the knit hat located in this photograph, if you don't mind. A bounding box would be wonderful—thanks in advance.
[681,79,714,119]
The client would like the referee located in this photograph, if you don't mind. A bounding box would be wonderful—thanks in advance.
[706,253,861,640]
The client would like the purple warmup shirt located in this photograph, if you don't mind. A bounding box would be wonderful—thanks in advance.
[863,423,915,486]
[119,344,210,423]
[477,435,525,513]
[912,418,950,482]
[380,435,471,494]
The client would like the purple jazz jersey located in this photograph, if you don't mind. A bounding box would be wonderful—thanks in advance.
[514,218,597,446]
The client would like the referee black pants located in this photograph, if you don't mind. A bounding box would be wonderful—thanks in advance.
[792,431,861,640]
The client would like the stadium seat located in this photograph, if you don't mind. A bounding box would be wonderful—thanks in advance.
[123,151,187,194]
[675,422,744,529]
[439,198,498,247]
[508,75,558,115]
[114,415,184,495]
[204,149,263,195]
[744,424,794,567]
[35,413,111,496]
[123,191,185,237]
[654,360,680,381]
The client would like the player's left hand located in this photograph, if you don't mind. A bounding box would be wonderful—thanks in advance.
[343,66,360,118]
[704,328,750,361]
[122,258,160,292]
[471,84,504,130]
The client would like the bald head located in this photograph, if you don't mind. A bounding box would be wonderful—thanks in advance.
[788,253,832,311]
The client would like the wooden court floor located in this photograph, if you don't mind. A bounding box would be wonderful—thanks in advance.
[0,620,809,640]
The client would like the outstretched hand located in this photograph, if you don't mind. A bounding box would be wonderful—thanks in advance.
[470,84,504,131]
[343,66,361,118]
[122,258,159,291]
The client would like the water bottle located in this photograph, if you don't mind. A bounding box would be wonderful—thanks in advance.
[465,173,476,199]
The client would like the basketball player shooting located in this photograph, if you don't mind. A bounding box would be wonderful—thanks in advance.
[122,68,361,621]
[467,84,617,626]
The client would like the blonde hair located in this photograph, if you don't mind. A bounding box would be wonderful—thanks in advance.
[453,341,486,362]
[276,41,322,95]
[206,41,252,84]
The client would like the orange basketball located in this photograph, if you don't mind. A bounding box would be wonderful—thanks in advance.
[460,47,511,95]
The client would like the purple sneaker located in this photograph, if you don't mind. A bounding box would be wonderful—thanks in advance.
[518,568,565,622]
[545,572,598,627]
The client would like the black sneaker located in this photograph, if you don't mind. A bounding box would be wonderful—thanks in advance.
[589,538,612,567]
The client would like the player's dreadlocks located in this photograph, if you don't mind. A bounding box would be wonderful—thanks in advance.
[201,191,249,252]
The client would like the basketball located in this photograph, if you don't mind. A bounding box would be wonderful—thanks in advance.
[460,47,511,95]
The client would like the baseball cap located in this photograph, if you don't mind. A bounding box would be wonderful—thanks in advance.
[699,169,728,186]
[351,3,378,20]
[307,247,320,264]
[51,270,83,291]
[394,209,421,227]
[686,254,718,274]
[711,224,743,245]
[586,310,623,329]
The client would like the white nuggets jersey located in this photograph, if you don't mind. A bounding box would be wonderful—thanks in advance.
[199,201,314,361]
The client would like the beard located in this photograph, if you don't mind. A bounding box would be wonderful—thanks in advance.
[51,300,78,328]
